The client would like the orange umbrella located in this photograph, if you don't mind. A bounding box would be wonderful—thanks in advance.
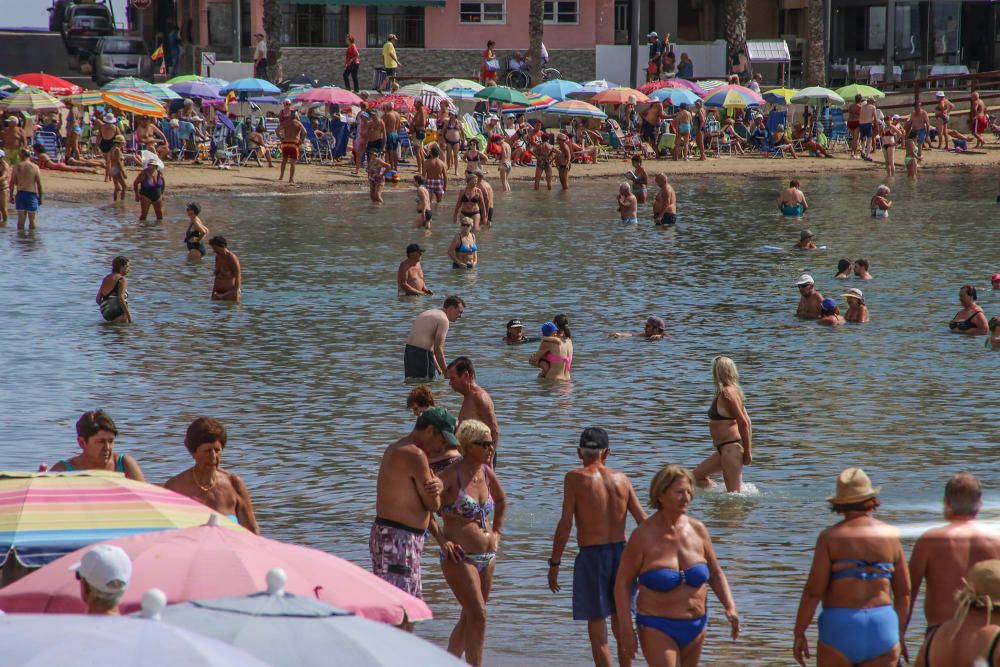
[591,87,650,105]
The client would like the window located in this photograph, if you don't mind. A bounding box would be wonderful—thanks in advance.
[614,0,630,44]
[459,2,505,24]
[281,5,347,48]
[367,7,424,48]
[544,0,579,24]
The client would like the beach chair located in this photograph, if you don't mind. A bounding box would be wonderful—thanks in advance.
[397,125,414,162]
[461,113,486,151]
[328,120,349,159]
[766,111,787,135]
[164,125,184,161]
[827,108,849,151]
[302,122,323,164]
[211,123,240,165]
[33,131,61,161]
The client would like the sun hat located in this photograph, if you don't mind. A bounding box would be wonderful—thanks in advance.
[821,298,837,311]
[646,315,666,330]
[827,467,880,505]
[796,273,814,286]
[542,322,558,336]
[419,406,459,447]
[506,318,523,329]
[405,243,424,254]
[800,229,814,240]
[69,544,132,594]
[5,117,17,124]
[579,427,609,450]
[841,287,864,300]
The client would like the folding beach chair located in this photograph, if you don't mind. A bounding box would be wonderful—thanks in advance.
[397,125,414,162]
[164,125,184,161]
[766,111,787,135]
[328,120,349,159]
[827,108,849,151]
[461,113,486,150]
[33,131,61,161]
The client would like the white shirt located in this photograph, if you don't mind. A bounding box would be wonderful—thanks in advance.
[748,80,760,94]
[254,41,267,61]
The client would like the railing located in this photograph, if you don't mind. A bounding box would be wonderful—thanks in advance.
[875,69,1000,116]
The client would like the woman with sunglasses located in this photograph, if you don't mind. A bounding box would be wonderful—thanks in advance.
[949,285,988,335]
[448,217,479,270]
[428,419,506,667]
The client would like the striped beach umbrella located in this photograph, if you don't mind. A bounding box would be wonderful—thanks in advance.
[0,86,64,111]
[0,75,25,91]
[102,89,167,117]
[543,99,607,119]
[0,471,242,569]
[441,87,479,101]
[500,91,556,113]
[12,73,80,95]
[437,78,483,93]
[370,93,416,112]
[568,79,618,99]
[62,90,105,106]
[650,87,702,106]
[152,84,181,101]
[698,79,726,93]
[102,77,161,96]
[668,79,708,96]
[702,85,765,108]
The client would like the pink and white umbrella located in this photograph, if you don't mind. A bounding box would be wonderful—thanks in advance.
[293,86,362,107]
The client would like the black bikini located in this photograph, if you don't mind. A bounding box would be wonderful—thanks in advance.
[708,396,742,453]
[184,224,206,256]
[923,625,1000,667]
[950,310,981,331]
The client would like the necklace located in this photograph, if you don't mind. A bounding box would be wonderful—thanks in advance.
[193,469,217,492]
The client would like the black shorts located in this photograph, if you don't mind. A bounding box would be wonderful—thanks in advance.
[367,139,384,153]
[404,344,436,380]
[641,120,657,141]
[656,212,677,225]
[384,68,397,77]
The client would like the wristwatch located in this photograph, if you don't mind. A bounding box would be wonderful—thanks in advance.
[548,558,560,567]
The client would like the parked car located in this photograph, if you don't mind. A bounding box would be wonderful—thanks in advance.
[62,3,114,55]
[47,0,77,34]
[91,36,152,85]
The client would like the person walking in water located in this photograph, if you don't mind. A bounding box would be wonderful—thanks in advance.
[9,148,42,230]
[404,295,466,380]
[209,236,241,301]
[692,356,753,493]
[96,256,133,323]
[548,427,647,667]
[446,356,500,461]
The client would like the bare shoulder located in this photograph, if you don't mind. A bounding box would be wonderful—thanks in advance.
[687,515,710,537]
[163,470,188,490]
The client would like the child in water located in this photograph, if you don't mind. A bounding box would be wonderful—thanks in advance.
[367,151,390,203]
[413,174,432,230]
[617,182,638,224]
[535,321,563,376]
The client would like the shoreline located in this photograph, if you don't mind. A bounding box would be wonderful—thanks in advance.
[35,145,1000,204]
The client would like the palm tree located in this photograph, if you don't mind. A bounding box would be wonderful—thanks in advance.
[262,0,282,83]
[724,0,748,70]
[527,0,544,86]
[804,0,826,85]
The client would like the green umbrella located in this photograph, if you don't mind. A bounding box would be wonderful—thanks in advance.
[0,75,23,91]
[165,74,203,84]
[474,85,530,106]
[835,84,885,100]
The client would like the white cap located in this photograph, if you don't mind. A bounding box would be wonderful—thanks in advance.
[69,544,132,594]
[647,32,658,39]
[935,91,945,97]
[796,273,814,286]
[103,113,115,123]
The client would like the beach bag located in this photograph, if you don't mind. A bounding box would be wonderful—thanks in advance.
[485,58,500,72]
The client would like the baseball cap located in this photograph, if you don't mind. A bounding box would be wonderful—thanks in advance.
[646,315,666,330]
[935,91,945,97]
[506,318,523,329]
[420,406,459,446]
[69,544,132,594]
[405,243,424,254]
[821,298,837,310]
[647,31,658,39]
[796,273,814,286]
[579,427,609,450]
[542,322,558,336]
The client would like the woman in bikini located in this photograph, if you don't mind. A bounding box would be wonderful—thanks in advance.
[934,92,955,150]
[96,255,132,324]
[184,202,209,260]
[464,143,486,177]
[615,465,740,667]
[529,314,573,381]
[444,112,463,175]
[882,116,901,177]
[916,560,1000,667]
[453,174,486,229]
[448,217,478,269]
[794,468,909,667]
[497,138,512,193]
[428,419,506,667]
[949,285,988,335]
[109,135,127,201]
[692,356,752,493]
[367,151,390,204]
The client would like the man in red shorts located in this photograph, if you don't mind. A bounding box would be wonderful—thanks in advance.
[846,94,862,159]
[277,111,306,183]
[970,92,989,148]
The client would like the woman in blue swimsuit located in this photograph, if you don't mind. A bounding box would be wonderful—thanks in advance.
[794,468,909,667]
[448,217,479,269]
[428,419,506,667]
[615,465,740,666]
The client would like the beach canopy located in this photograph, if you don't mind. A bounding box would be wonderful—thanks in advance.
[544,99,607,119]
[103,90,167,117]
[500,91,555,113]
[220,77,280,98]
[530,79,583,101]
[592,87,650,105]
[12,72,80,95]
[0,471,241,569]
[762,88,799,105]
[0,614,270,667]
[650,87,702,106]
[294,86,362,107]
[102,76,162,97]
[474,86,530,106]
[146,569,467,667]
[702,85,765,108]
[791,86,845,106]
[0,514,432,625]
[0,86,64,112]
[835,83,885,100]
[169,81,222,100]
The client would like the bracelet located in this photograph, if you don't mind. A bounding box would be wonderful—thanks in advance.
[548,558,560,567]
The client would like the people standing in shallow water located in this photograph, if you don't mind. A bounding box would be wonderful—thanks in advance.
[915,560,1000,667]
[795,274,824,319]
[133,156,165,222]
[835,259,852,279]
[454,175,486,229]
[793,468,909,667]
[449,217,478,270]
[503,319,535,345]
[627,155,649,204]
[779,179,808,216]
[529,316,573,380]
[871,185,892,218]
[816,298,846,326]
[49,410,144,481]
[397,243,433,296]
[652,173,676,225]
[404,295,466,380]
[854,258,873,280]
[96,255,132,323]
[548,427,647,667]
[164,417,260,534]
[617,182,638,224]
[184,202,208,260]
[209,236,241,301]
[693,356,753,493]
[842,288,869,323]
[610,315,670,340]
[615,465,740,667]
[406,385,434,417]
[949,285,988,335]
[413,175,432,229]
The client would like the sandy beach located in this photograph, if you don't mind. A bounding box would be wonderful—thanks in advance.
[34,144,1000,203]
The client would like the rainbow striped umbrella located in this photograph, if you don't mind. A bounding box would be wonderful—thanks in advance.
[698,79,726,93]
[62,91,105,106]
[152,84,181,101]
[667,79,708,96]
[543,99,607,119]
[0,471,243,568]
[0,86,64,112]
[702,85,765,108]
[102,90,166,117]
[103,76,162,96]
[500,91,556,113]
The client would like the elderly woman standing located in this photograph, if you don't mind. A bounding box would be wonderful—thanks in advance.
[916,560,1000,666]
[950,285,988,335]
[428,419,506,667]
[692,356,752,493]
[794,468,910,667]
[615,465,740,666]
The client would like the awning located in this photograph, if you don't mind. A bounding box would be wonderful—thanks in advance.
[282,0,444,5]
[746,40,791,63]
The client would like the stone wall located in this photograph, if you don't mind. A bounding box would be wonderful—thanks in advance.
[281,47,597,88]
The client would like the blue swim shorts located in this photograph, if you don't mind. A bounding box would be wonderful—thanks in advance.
[621,217,638,225]
[386,132,400,152]
[572,542,635,621]
[15,191,40,212]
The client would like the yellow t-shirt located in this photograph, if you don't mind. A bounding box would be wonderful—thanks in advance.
[382,41,398,69]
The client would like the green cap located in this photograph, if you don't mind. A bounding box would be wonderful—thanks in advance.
[421,407,459,447]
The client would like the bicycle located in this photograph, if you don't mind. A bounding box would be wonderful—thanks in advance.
[541,66,561,81]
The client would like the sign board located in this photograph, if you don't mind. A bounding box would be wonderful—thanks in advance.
[202,52,216,69]
[130,0,151,8]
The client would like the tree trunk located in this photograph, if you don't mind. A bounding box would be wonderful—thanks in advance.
[262,0,282,83]
[724,0,748,70]
[527,0,544,86]
[804,0,826,86]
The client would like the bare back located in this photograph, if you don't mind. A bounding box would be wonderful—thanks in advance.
[568,465,637,546]
[374,436,437,530]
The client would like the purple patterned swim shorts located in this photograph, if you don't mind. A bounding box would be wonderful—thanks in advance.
[369,517,425,599]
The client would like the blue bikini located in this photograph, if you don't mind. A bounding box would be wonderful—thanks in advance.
[635,563,711,649]
[818,560,899,665]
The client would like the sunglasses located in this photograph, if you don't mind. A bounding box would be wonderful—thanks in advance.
[472,440,495,449]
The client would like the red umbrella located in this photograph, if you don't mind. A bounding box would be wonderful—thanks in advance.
[13,73,81,96]
[294,86,362,107]
[369,94,415,113]
[638,80,673,94]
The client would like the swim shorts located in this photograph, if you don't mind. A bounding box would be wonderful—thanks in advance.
[641,120,657,142]
[404,343,436,380]
[15,191,39,212]
[858,123,873,138]
[368,138,385,154]
[369,517,425,599]
[386,132,400,152]
[621,217,638,225]
[781,202,804,216]
[974,115,989,134]
[425,178,445,196]
[656,212,677,225]
[573,542,635,621]
[281,142,299,160]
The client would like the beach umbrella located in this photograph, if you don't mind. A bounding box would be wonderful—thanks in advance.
[698,79,726,93]
[668,79,708,95]
[791,86,845,106]
[369,93,416,112]
[0,471,242,570]
[62,90,106,106]
[592,87,650,105]
[279,85,312,101]
[398,82,449,99]
[165,74,203,84]
[530,79,583,101]
[103,90,167,118]
[145,570,467,667]
[295,86,362,107]
[500,91,555,113]
[474,85,530,106]
[835,83,885,100]
[220,77,280,98]
[762,88,800,105]
[152,84,181,101]
[543,99,607,119]
[278,75,317,91]
[102,76,161,96]
[0,614,270,667]
[0,75,24,91]
[568,79,617,99]
[638,80,673,94]
[0,514,432,625]
[437,78,482,93]
[169,81,222,100]
[12,72,80,95]
[702,85,765,108]
[0,86,64,112]
[440,87,479,101]
[650,87,702,106]
[200,77,230,88]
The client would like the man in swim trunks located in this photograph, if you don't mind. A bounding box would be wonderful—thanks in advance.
[446,356,500,458]
[795,273,824,320]
[641,101,664,147]
[779,179,808,216]
[616,182,638,224]
[397,243,433,296]
[410,99,428,173]
[423,145,448,202]
[673,104,692,161]
[548,427,647,667]
[473,170,494,226]
[1,117,26,166]
[970,92,989,148]
[209,236,241,301]
[906,100,931,151]
[371,407,452,598]
[846,94,862,158]
[404,295,465,380]
[652,173,676,225]
[365,109,387,159]
[277,112,306,183]
[382,102,402,171]
[858,97,877,160]
[906,472,1000,634]
[9,149,42,230]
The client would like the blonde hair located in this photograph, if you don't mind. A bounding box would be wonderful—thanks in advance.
[712,355,744,400]
[456,419,491,448]
[648,464,694,509]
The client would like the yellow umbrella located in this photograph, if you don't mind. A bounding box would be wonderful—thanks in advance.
[101,90,166,118]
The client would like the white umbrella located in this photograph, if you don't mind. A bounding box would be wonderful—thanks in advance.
[398,82,449,99]
[567,79,617,99]
[143,569,468,667]
[0,614,270,667]
[790,86,845,106]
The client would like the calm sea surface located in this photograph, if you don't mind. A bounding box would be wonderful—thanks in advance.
[2,169,999,665]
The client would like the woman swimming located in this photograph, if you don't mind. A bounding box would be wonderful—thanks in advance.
[449,217,479,269]
[692,356,753,493]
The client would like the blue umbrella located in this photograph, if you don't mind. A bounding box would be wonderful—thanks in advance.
[650,87,701,106]
[169,81,222,100]
[219,77,279,98]
[530,79,583,101]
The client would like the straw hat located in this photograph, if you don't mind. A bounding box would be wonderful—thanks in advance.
[827,467,880,505]
[965,560,1000,602]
